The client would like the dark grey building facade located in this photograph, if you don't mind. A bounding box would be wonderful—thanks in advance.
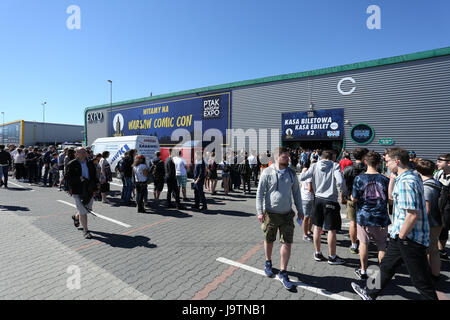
[85,47,450,160]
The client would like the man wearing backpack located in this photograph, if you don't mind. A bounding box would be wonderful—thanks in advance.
[434,153,450,260]
[343,148,369,255]
[416,159,442,283]
[352,148,438,300]
[257,147,303,291]
[351,151,391,280]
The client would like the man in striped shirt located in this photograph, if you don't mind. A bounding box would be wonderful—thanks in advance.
[352,147,438,300]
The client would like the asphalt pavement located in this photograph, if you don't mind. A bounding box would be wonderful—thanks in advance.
[1,176,450,300]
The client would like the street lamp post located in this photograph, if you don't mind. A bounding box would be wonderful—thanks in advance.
[1,112,4,144]
[107,80,112,137]
[42,102,46,146]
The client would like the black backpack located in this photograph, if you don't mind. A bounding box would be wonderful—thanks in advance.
[424,178,450,228]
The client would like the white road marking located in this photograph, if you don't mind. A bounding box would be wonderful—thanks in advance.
[216,257,353,300]
[7,181,35,192]
[57,200,131,228]
[110,181,168,192]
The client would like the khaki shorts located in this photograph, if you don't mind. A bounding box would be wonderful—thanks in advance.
[357,225,388,249]
[427,226,442,256]
[261,211,295,244]
[346,200,356,222]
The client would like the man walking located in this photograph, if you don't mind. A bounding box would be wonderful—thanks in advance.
[299,150,347,265]
[66,147,99,239]
[343,148,369,254]
[351,151,391,280]
[257,147,303,291]
[351,148,438,300]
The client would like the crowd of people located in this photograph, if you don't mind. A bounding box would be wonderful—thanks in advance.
[256,146,450,300]
[1,142,450,300]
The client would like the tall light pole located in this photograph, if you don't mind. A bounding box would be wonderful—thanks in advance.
[42,102,46,146]
[1,112,4,144]
[107,80,112,137]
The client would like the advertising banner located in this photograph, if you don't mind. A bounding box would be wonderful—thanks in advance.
[109,92,231,146]
[282,108,344,141]
[0,121,21,145]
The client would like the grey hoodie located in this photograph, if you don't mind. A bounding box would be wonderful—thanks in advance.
[299,160,346,202]
[256,164,303,215]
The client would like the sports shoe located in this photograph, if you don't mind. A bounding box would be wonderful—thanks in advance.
[354,268,368,280]
[351,282,373,300]
[264,261,274,277]
[303,235,313,243]
[276,271,295,290]
[314,252,327,262]
[84,231,92,239]
[328,255,345,265]
[349,247,359,254]
[440,250,449,260]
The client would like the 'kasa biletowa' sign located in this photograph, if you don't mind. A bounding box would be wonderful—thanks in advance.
[282,108,344,141]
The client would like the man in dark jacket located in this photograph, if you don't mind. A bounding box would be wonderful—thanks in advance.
[193,151,207,211]
[121,150,135,205]
[0,145,12,188]
[165,149,185,209]
[343,148,369,254]
[151,151,165,201]
[66,147,99,239]
[42,145,55,187]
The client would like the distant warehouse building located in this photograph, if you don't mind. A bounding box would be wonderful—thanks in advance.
[0,120,84,146]
[84,47,450,159]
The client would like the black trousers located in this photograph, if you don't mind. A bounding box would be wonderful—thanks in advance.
[366,237,438,300]
[251,165,259,184]
[135,182,148,210]
[439,226,449,244]
[166,179,181,205]
[241,175,251,193]
[15,163,25,180]
[194,183,207,208]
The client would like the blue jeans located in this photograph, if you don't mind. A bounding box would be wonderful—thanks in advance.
[123,177,133,202]
[0,165,8,186]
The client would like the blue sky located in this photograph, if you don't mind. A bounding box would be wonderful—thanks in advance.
[0,0,449,125]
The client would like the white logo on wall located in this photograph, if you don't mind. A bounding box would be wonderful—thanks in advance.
[113,113,124,136]
[338,77,356,96]
[285,128,293,139]
[330,122,339,130]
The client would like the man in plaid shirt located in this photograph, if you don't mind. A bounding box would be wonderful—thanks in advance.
[352,147,438,300]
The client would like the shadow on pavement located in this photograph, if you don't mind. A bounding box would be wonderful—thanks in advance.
[0,205,30,212]
[3,187,33,192]
[90,231,157,249]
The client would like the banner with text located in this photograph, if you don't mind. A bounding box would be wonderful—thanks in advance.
[282,108,344,141]
[109,92,231,146]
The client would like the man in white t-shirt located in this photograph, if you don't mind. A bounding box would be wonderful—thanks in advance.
[173,150,188,201]
[248,151,259,186]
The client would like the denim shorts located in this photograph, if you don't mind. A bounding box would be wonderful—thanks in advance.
[176,175,187,188]
[302,200,314,218]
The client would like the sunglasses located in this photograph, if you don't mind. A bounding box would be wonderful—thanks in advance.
[437,158,449,162]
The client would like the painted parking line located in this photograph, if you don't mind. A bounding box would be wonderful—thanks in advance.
[216,257,353,301]
[7,181,35,191]
[57,200,131,228]
[110,181,168,192]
